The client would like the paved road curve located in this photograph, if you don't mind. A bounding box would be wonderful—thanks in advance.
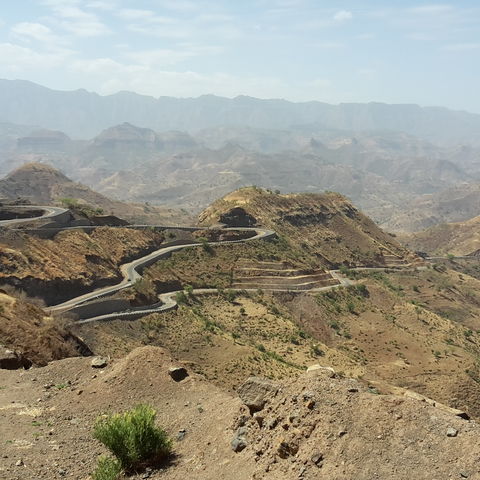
[0,204,427,324]
[0,205,68,227]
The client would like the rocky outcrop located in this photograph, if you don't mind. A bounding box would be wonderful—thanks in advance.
[219,207,257,227]
[0,346,32,369]
[237,376,280,414]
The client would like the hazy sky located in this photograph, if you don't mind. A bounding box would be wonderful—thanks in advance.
[1,1,479,112]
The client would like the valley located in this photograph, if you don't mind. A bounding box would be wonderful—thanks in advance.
[1,84,480,480]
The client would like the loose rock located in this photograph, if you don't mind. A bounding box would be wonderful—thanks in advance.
[91,357,108,369]
[237,377,280,413]
[168,366,189,382]
[447,427,458,437]
[231,427,248,452]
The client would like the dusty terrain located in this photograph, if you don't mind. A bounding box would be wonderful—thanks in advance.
[199,187,413,267]
[1,346,479,480]
[3,186,480,479]
[0,163,193,225]
[0,227,165,304]
[399,214,480,256]
[0,291,90,367]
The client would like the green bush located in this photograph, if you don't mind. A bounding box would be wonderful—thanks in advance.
[93,404,172,472]
[92,456,122,480]
[175,291,188,305]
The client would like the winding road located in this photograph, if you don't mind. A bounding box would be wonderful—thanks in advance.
[0,205,68,227]
[0,205,426,324]
[0,205,279,322]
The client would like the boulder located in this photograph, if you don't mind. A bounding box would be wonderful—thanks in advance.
[237,376,280,414]
[0,347,32,370]
[91,356,108,369]
[231,426,248,453]
[306,364,336,377]
[168,366,189,382]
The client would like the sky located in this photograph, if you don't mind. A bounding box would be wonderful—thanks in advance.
[0,1,479,112]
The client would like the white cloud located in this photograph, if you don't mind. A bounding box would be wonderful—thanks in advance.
[333,10,353,22]
[85,1,118,10]
[68,55,289,99]
[43,1,111,37]
[117,9,173,23]
[0,42,73,71]
[11,22,61,45]
[122,45,224,67]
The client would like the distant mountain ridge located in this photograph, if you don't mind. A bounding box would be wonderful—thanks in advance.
[1,79,480,145]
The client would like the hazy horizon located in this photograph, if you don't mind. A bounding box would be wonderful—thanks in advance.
[1,1,479,113]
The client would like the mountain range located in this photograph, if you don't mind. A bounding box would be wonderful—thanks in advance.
[2,79,480,145]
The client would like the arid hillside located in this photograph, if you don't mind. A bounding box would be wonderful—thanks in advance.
[1,345,479,480]
[0,291,90,367]
[0,227,165,305]
[0,163,193,225]
[399,214,480,256]
[199,187,413,267]
[381,182,480,233]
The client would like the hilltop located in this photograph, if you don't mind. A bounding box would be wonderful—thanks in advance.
[0,163,193,225]
[199,187,412,267]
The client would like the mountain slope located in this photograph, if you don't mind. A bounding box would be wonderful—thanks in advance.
[199,187,413,267]
[1,79,480,144]
[381,182,480,232]
[399,215,480,256]
[0,163,193,224]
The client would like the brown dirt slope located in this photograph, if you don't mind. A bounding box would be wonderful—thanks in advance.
[0,292,89,366]
[399,214,480,256]
[0,227,165,305]
[199,187,413,267]
[1,346,479,480]
[0,162,193,224]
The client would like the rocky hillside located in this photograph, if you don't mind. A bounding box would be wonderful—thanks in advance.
[0,290,90,368]
[399,215,480,256]
[199,187,413,267]
[1,345,479,480]
[0,163,193,225]
[381,182,480,233]
[0,227,165,305]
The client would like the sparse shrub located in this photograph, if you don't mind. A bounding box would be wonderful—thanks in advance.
[92,456,122,480]
[184,284,194,297]
[239,307,246,315]
[412,285,420,293]
[329,320,340,331]
[175,291,188,305]
[354,284,369,297]
[198,237,214,255]
[310,344,324,356]
[224,289,237,303]
[93,404,172,472]
[269,305,280,315]
[346,301,356,314]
